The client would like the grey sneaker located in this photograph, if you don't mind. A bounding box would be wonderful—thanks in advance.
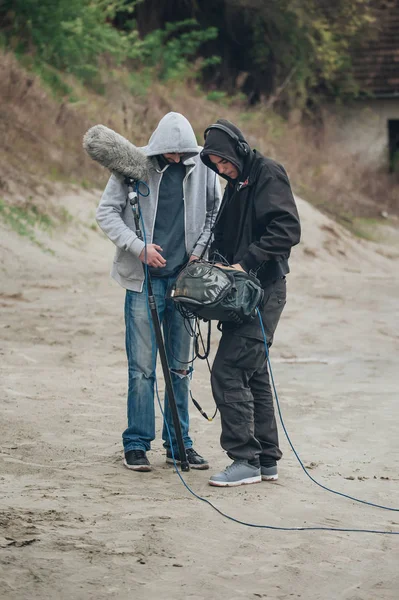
[261,465,278,481]
[209,461,261,487]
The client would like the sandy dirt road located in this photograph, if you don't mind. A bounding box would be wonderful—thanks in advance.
[1,190,398,599]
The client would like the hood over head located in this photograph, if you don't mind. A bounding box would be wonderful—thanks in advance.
[141,112,199,160]
[200,119,250,180]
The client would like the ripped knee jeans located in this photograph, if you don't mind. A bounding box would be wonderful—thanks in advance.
[122,277,193,453]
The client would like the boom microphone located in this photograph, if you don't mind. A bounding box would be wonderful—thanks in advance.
[83,124,150,181]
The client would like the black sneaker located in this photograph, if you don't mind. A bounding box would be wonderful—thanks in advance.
[124,450,151,472]
[166,448,209,470]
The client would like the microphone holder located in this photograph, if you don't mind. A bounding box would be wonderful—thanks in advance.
[126,178,190,472]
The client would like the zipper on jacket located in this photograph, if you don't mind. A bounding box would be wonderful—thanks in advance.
[151,171,163,242]
[137,170,163,293]
[182,163,195,253]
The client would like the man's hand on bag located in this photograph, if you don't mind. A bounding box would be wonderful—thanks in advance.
[139,244,166,268]
[215,262,246,272]
[231,263,246,272]
[189,255,199,262]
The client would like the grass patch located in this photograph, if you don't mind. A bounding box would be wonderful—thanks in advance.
[34,62,74,99]
[16,54,74,100]
[348,217,387,242]
[58,206,73,224]
[0,198,55,253]
[206,90,228,104]
[128,69,153,97]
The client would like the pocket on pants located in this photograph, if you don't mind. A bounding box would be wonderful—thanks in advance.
[223,389,251,404]
[222,335,265,372]
[220,389,252,424]
[218,388,253,447]
[259,280,286,345]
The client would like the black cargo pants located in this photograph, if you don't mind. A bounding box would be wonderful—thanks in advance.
[211,277,287,465]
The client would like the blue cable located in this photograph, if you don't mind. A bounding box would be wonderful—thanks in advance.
[135,189,399,535]
[256,309,399,513]
[157,390,399,534]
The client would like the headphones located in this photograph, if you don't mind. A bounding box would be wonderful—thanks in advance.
[203,123,250,158]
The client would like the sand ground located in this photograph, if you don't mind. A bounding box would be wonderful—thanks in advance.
[1,189,398,600]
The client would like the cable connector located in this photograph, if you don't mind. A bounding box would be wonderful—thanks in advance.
[191,394,214,421]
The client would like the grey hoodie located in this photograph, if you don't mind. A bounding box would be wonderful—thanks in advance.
[96,112,222,292]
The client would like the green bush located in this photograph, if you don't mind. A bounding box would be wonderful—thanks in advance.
[206,90,228,104]
[228,0,375,109]
[0,0,127,81]
[32,61,73,98]
[128,19,219,82]
[0,2,220,92]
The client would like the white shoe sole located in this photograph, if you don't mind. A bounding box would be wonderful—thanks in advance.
[123,458,152,472]
[261,474,278,481]
[209,475,262,487]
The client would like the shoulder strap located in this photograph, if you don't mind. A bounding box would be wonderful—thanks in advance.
[199,186,233,260]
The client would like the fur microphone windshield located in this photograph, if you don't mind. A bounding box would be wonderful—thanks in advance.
[83,124,150,181]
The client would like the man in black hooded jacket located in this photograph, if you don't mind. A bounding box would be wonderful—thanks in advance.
[200,119,301,487]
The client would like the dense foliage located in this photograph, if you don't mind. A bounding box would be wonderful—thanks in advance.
[1,0,376,109]
[131,0,376,109]
[0,0,126,81]
[0,0,217,86]
[128,19,219,82]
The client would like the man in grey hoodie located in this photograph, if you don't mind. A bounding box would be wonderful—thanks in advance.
[96,112,221,472]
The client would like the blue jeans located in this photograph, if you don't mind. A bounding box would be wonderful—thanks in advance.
[122,275,193,453]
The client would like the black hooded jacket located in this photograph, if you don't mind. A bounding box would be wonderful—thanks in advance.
[201,120,301,287]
